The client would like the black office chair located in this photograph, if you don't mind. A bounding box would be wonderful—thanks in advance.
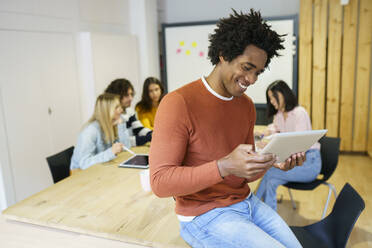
[283,136,341,218]
[290,183,365,248]
[46,146,74,183]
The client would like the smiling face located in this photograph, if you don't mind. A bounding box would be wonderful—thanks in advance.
[120,88,134,109]
[217,45,267,97]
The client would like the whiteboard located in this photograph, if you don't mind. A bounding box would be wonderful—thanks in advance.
[162,16,298,105]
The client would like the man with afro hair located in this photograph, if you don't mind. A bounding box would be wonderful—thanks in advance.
[149,9,304,247]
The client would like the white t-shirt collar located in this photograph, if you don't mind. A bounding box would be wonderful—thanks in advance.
[201,76,233,101]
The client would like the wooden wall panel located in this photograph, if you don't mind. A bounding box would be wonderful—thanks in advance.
[298,0,313,115]
[353,0,372,151]
[363,0,372,156]
[326,0,342,137]
[340,0,359,151]
[312,0,328,130]
[298,0,372,155]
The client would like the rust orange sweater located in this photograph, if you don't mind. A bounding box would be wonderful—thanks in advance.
[149,79,256,216]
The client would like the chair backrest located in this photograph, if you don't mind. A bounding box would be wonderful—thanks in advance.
[46,146,74,183]
[319,136,341,181]
[305,183,365,248]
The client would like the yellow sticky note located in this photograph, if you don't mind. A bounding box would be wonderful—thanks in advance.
[185,50,191,55]
[192,42,197,47]
[179,41,185,46]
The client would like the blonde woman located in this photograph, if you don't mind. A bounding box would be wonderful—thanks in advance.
[70,93,131,170]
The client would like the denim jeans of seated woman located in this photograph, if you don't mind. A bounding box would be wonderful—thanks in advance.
[179,193,302,248]
[256,149,321,211]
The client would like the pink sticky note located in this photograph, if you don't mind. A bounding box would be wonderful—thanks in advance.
[176,48,182,54]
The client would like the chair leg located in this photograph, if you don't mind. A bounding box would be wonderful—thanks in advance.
[321,182,337,219]
[287,188,297,210]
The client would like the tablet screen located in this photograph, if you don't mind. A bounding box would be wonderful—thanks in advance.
[119,155,149,169]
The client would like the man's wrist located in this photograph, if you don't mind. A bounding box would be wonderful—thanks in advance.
[217,158,229,178]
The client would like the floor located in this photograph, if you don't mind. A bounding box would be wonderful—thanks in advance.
[258,153,372,248]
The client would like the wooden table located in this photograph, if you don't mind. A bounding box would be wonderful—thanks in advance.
[2,146,188,248]
[0,215,146,248]
[254,125,267,134]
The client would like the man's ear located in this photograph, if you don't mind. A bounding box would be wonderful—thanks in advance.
[219,55,226,63]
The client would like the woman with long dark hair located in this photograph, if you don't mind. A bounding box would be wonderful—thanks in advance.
[256,80,322,211]
[135,77,164,130]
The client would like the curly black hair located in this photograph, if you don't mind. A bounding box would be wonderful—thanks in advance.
[104,78,134,99]
[208,9,285,67]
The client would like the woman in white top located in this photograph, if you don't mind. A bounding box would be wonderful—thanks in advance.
[255,80,322,211]
[70,93,131,170]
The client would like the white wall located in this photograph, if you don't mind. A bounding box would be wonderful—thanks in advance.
[0,162,8,210]
[0,0,159,209]
[157,0,299,25]
[76,32,142,122]
[0,87,16,209]
[130,0,160,84]
[78,0,131,33]
[90,33,141,110]
[77,0,159,120]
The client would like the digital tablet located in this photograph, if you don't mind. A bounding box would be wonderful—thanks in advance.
[119,154,149,169]
[259,130,327,163]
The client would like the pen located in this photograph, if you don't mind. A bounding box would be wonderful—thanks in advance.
[122,145,136,155]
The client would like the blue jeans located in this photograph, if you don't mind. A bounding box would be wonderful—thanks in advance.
[256,149,321,211]
[179,194,301,248]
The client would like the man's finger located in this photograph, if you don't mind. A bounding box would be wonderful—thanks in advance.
[246,153,276,163]
[296,153,303,166]
[239,144,254,153]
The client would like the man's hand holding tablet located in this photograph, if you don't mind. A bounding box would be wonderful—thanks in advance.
[259,130,327,170]
[217,144,276,181]
[273,151,306,171]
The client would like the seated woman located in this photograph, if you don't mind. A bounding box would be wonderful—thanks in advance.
[135,77,164,130]
[70,93,131,170]
[255,80,322,211]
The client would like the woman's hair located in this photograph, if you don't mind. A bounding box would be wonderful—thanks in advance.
[135,77,164,112]
[208,9,285,67]
[266,80,298,118]
[86,93,121,144]
[105,78,135,99]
